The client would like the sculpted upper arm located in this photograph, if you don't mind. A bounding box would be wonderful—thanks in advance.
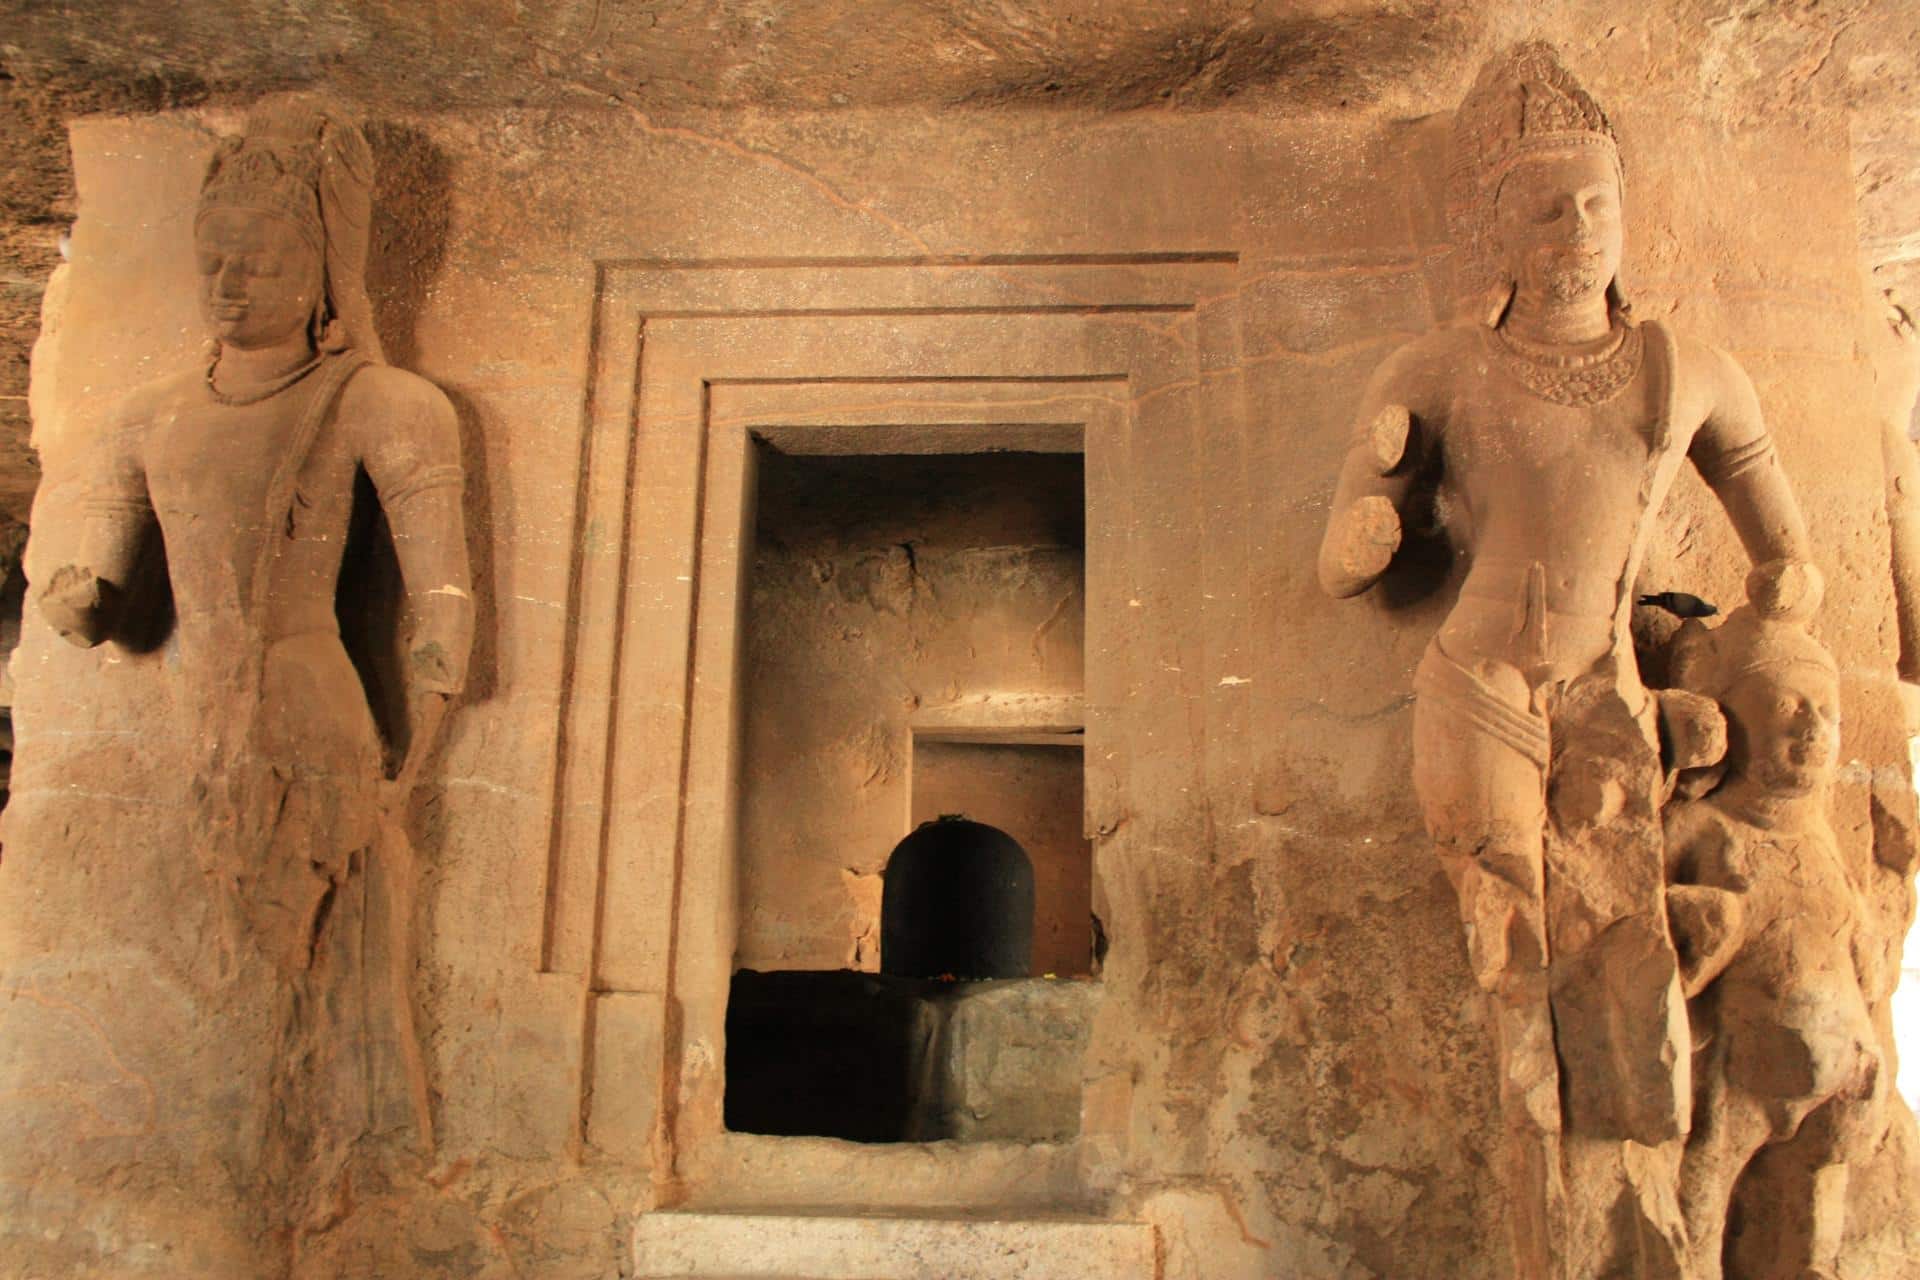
[344,365,464,502]
[339,365,472,694]
[1683,336,1770,478]
[1675,333,1809,565]
[87,376,190,511]
[1358,331,1450,460]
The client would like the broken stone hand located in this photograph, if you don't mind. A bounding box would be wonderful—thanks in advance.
[1319,494,1403,598]
[38,563,118,648]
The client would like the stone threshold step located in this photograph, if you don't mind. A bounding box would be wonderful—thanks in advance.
[633,1210,1157,1279]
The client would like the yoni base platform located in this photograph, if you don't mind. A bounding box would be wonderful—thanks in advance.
[632,1210,1157,1279]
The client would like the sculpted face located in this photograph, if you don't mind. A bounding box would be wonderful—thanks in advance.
[195,208,322,350]
[1724,664,1840,798]
[1493,147,1623,310]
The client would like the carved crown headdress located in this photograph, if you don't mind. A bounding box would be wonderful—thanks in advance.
[1447,43,1626,326]
[1669,563,1833,700]
[198,102,385,361]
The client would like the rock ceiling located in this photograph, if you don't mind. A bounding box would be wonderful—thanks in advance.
[1,0,1917,533]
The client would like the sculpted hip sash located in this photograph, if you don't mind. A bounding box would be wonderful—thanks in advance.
[1413,637,1551,773]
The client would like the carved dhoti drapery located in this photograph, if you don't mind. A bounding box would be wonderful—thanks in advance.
[1413,638,1691,1275]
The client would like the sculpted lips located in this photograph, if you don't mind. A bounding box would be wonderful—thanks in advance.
[1545,245,1603,273]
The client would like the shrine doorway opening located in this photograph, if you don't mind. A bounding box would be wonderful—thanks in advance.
[722,442,1093,1146]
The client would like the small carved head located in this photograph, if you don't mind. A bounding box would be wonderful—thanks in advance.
[1720,659,1839,798]
[1670,564,1838,801]
[1449,43,1627,325]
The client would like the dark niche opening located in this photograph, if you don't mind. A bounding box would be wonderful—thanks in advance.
[723,968,1091,1144]
[881,816,1034,981]
[725,446,1093,1145]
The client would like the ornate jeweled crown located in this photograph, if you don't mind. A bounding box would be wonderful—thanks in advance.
[1669,563,1832,699]
[1447,43,1625,323]
[198,130,326,248]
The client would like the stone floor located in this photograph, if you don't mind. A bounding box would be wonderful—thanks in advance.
[632,1211,1157,1280]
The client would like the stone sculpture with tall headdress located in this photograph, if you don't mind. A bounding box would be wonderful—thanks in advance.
[1664,573,1885,1279]
[1317,42,1818,1279]
[37,99,472,1235]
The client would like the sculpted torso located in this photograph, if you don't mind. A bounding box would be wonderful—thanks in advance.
[1367,324,1777,684]
[110,364,458,645]
[1669,804,1873,1060]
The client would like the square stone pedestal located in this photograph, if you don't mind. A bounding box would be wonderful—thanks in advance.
[632,1210,1156,1279]
[725,972,1096,1143]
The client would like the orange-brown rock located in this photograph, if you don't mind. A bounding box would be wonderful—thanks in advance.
[2,9,1919,1280]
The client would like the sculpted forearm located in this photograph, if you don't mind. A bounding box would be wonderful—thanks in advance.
[387,485,472,785]
[1697,343,1812,570]
[38,509,150,647]
[1712,462,1811,570]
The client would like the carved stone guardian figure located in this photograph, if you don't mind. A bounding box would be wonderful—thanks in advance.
[1665,582,1884,1280]
[33,103,472,1232]
[1317,44,1815,1278]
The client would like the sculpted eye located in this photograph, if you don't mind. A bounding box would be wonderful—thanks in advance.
[197,254,222,276]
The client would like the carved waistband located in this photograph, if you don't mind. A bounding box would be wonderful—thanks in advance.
[1413,641,1551,771]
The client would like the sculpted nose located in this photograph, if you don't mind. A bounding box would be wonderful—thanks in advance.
[216,262,247,298]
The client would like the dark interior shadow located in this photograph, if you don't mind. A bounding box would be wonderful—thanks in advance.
[115,523,176,655]
[1376,479,1456,613]
[365,121,451,372]
[336,472,406,755]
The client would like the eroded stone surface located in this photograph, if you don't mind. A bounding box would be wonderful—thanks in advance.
[1314,42,1912,1280]
[2,11,1919,1280]
[632,1210,1156,1280]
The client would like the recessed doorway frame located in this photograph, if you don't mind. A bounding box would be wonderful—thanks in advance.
[541,256,1247,1212]
[673,388,1114,1209]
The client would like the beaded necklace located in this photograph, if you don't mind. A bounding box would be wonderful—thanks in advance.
[205,347,325,407]
[1485,318,1643,407]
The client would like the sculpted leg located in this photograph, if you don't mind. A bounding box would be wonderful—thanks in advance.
[1723,1085,1880,1280]
[1677,1039,1774,1280]
[1413,649,1564,1278]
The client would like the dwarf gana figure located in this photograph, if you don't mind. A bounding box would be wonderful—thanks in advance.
[36,104,471,1215]
[1317,44,1814,1277]
[1665,578,1882,1280]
